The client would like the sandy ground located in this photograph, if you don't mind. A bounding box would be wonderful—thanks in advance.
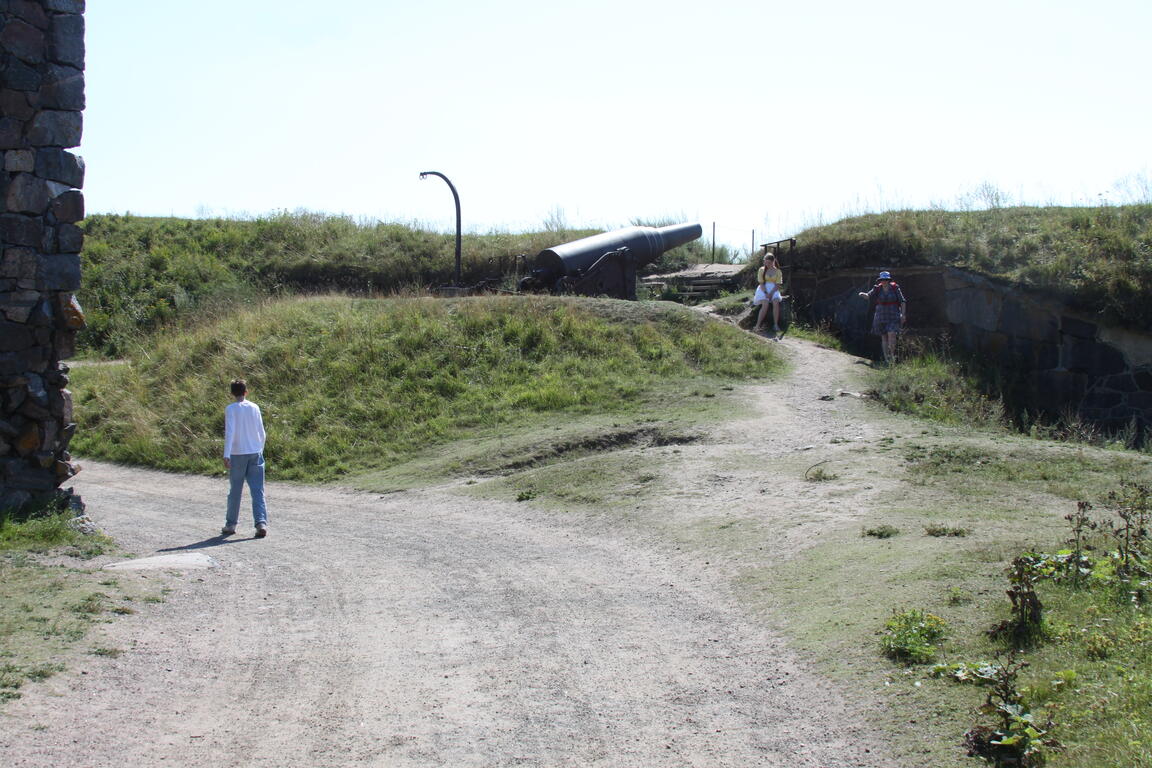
[1,336,909,767]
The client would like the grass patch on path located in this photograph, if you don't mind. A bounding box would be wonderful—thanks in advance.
[0,514,151,706]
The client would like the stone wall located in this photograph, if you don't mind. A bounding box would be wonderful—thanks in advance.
[0,0,86,514]
[788,265,1152,437]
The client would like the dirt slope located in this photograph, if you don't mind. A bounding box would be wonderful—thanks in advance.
[1,337,909,768]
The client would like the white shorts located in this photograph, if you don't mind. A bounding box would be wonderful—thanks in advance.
[753,283,781,305]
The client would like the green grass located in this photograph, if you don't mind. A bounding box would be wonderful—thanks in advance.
[867,351,1006,429]
[70,295,783,483]
[77,213,726,357]
[0,513,168,707]
[792,203,1152,329]
[745,426,1152,767]
[0,511,113,557]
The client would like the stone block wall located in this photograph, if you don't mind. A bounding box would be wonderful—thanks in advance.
[940,268,1152,435]
[789,265,1152,438]
[0,0,86,514]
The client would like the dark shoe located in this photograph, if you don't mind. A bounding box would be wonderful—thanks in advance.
[255,524,268,539]
[221,526,236,536]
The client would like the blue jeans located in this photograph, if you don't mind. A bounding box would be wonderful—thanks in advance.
[225,453,267,528]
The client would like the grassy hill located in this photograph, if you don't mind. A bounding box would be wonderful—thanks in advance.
[69,295,782,482]
[77,214,727,357]
[789,204,1152,328]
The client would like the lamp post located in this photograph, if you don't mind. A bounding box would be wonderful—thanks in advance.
[418,171,462,288]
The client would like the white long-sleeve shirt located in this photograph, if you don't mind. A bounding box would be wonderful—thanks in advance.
[223,399,266,458]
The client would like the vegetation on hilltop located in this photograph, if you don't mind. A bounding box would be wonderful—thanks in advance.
[77,213,724,357]
[77,213,589,356]
[789,204,1152,328]
[69,295,782,482]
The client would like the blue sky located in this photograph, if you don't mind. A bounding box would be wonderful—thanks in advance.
[79,0,1151,251]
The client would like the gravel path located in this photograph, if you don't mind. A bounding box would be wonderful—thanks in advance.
[1,337,901,767]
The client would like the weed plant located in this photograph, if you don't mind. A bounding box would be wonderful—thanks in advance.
[69,295,783,482]
[863,525,900,539]
[880,608,947,664]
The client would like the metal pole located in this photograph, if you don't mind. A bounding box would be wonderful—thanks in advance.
[418,170,462,287]
[711,222,716,262]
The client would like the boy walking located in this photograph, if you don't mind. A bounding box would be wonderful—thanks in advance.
[221,379,268,538]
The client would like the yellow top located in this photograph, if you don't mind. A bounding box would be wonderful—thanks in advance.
[758,266,782,286]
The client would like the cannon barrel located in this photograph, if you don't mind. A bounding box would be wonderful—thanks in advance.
[535,223,702,280]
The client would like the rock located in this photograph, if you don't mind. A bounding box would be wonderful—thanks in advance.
[35,147,85,187]
[50,189,84,222]
[5,172,52,214]
[15,421,41,455]
[0,488,32,513]
[44,1,87,14]
[46,13,85,68]
[0,215,45,247]
[41,63,85,110]
[56,293,84,329]
[35,252,81,290]
[27,110,83,148]
[56,221,83,253]
[3,149,35,172]
[9,0,51,29]
[0,89,35,121]
[0,57,41,92]
[0,117,26,150]
[0,290,41,323]
[0,320,35,352]
[0,18,46,64]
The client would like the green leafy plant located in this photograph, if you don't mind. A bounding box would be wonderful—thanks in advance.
[940,656,1063,768]
[880,608,947,664]
[989,556,1047,648]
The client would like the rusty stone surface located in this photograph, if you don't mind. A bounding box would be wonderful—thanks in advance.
[56,292,84,328]
[15,421,41,455]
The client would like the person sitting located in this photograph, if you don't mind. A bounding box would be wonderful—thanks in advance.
[752,248,784,335]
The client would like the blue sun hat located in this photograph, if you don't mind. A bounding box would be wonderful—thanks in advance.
[878,271,892,280]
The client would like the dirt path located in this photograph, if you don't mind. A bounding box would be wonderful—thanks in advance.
[1,338,909,768]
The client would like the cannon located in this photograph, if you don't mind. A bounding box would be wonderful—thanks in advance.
[519,223,703,300]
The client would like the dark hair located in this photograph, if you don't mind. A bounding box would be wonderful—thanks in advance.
[230,379,247,397]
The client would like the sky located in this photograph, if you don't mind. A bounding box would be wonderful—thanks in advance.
[79,0,1152,253]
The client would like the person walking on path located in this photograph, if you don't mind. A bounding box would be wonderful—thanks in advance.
[222,379,268,538]
[752,248,784,336]
[859,271,907,365]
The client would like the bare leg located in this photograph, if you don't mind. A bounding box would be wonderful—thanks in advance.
[753,301,768,331]
[882,332,897,364]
